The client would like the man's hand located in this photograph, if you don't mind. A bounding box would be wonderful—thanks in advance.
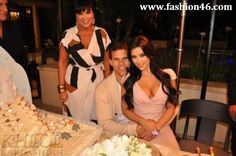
[229,105,236,121]
[136,125,155,141]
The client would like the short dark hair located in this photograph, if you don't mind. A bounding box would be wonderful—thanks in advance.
[74,0,94,14]
[106,41,128,59]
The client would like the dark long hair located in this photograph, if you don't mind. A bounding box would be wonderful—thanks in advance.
[124,35,178,110]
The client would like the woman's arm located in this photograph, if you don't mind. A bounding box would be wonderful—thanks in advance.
[101,29,111,78]
[171,78,177,88]
[155,79,178,129]
[103,51,110,78]
[58,44,68,103]
[155,102,176,129]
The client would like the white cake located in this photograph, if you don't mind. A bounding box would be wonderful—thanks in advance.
[0,97,102,156]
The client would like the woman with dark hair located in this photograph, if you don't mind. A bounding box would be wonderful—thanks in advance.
[58,0,111,121]
[122,35,179,149]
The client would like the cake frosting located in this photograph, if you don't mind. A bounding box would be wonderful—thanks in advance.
[0,97,102,156]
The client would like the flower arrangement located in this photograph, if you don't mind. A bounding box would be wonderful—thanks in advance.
[81,135,152,156]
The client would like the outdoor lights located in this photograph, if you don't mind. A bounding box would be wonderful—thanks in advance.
[26,8,31,14]
[196,32,206,67]
[225,26,232,32]
[224,26,232,50]
[199,32,206,37]
[116,17,122,23]
[115,17,122,41]
[9,11,20,20]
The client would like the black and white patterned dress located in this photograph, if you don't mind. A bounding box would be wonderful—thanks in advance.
[60,26,110,121]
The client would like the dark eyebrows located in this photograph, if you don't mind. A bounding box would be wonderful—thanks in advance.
[113,56,128,60]
[131,55,136,58]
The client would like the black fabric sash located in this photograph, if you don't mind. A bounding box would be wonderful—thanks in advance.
[70,66,79,88]
[92,29,105,64]
[67,43,90,68]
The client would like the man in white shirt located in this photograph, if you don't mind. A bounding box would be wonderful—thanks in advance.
[95,41,153,140]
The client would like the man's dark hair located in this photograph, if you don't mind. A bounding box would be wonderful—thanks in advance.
[106,41,128,59]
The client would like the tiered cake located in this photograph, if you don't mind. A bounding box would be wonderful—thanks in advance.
[0,97,102,156]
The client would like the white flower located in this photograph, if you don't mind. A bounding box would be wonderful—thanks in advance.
[81,135,152,156]
[102,139,115,151]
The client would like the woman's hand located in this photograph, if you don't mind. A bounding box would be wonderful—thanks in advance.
[59,91,68,104]
[136,124,155,141]
[140,119,158,133]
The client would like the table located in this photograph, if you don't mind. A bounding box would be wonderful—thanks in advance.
[154,144,191,156]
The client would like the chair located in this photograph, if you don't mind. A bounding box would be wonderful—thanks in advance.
[178,99,233,155]
[42,39,58,65]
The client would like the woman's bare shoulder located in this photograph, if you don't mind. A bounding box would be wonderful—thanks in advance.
[162,68,177,80]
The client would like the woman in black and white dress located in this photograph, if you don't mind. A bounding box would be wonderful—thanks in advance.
[58,0,111,121]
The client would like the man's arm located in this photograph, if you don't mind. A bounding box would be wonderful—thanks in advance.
[95,84,137,136]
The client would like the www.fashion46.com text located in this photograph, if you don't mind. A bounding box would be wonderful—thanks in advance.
[140,3,232,11]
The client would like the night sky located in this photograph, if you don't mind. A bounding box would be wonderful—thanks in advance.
[184,0,236,47]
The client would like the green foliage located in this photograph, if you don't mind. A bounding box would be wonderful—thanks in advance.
[181,65,203,80]
[208,60,230,82]
[181,55,231,82]
[156,44,231,82]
